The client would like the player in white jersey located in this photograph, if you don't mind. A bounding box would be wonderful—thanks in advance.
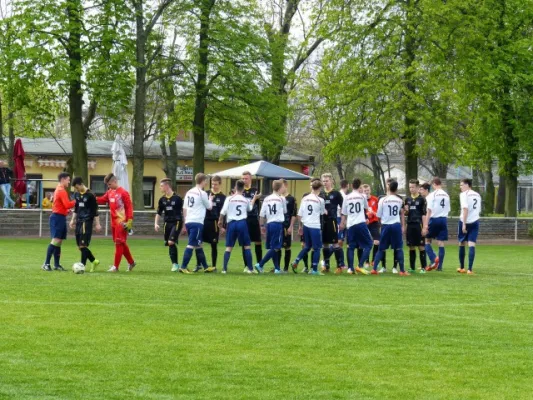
[291,179,327,275]
[218,180,260,273]
[255,180,287,273]
[457,179,482,274]
[422,177,450,272]
[337,179,349,256]
[179,173,214,273]
[339,178,372,275]
[371,181,409,275]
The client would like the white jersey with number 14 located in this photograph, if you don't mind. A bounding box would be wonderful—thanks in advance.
[377,195,403,225]
[260,194,287,224]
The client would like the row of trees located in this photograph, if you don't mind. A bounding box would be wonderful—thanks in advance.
[1,0,532,214]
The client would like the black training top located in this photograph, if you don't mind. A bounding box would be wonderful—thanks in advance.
[205,191,226,220]
[157,193,183,223]
[74,190,99,222]
[283,194,297,228]
[404,195,426,224]
[243,186,260,218]
[320,190,344,220]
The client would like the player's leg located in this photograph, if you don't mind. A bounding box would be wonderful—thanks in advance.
[331,221,345,274]
[372,226,388,273]
[436,220,448,271]
[211,221,219,269]
[310,229,323,274]
[223,222,237,273]
[467,221,479,274]
[354,225,372,275]
[240,221,254,272]
[50,215,67,271]
[179,223,196,273]
[256,223,273,273]
[283,229,292,272]
[193,225,213,272]
[346,227,355,273]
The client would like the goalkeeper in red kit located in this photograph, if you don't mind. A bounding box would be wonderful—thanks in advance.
[97,173,136,272]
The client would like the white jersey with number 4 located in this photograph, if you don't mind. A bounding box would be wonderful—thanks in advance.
[298,194,326,229]
[184,187,212,224]
[377,195,403,225]
[460,190,481,224]
[220,194,252,223]
[342,191,368,228]
[426,189,450,219]
[260,194,287,224]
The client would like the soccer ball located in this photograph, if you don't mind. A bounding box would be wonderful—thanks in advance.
[72,262,85,274]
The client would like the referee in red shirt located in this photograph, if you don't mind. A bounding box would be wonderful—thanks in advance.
[42,173,75,271]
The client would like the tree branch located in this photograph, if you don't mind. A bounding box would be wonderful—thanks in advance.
[145,0,175,38]
[82,100,98,136]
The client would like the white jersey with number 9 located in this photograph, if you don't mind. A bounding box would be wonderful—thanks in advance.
[377,195,403,225]
[298,194,326,229]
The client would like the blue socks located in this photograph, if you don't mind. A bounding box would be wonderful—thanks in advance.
[425,243,436,263]
[394,249,405,272]
[45,244,55,265]
[360,247,372,268]
[53,245,61,267]
[195,248,208,269]
[311,248,321,271]
[468,246,476,271]
[223,251,231,271]
[373,250,384,271]
[459,246,466,269]
[182,247,194,269]
[244,249,253,271]
[260,249,278,269]
[438,247,445,270]
[347,247,355,269]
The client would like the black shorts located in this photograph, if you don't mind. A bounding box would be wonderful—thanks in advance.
[247,217,261,243]
[75,220,93,247]
[282,226,292,248]
[203,219,220,244]
[164,220,182,244]
[406,223,424,247]
[368,222,381,241]
[322,218,338,244]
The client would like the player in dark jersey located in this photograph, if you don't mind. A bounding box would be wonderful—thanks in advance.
[280,179,297,272]
[404,179,427,273]
[202,175,226,270]
[241,171,262,265]
[70,177,102,272]
[155,178,184,272]
[320,173,345,274]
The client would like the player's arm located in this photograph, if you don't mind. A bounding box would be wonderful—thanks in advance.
[376,199,384,219]
[122,190,134,229]
[202,191,213,210]
[401,202,406,233]
[339,200,348,230]
[297,215,303,235]
[155,198,163,232]
[218,198,229,229]
[460,194,468,233]
[69,212,77,229]
[96,191,109,205]
[289,199,297,230]
[58,190,75,210]
[88,194,102,232]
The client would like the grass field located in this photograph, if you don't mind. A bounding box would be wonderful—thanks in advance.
[1,238,532,399]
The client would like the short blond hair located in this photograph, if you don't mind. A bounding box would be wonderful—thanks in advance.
[321,173,333,181]
[362,184,371,190]
[272,180,283,192]
[242,171,252,177]
[195,173,207,184]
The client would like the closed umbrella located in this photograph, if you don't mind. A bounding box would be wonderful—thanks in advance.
[13,138,26,196]
[112,136,129,192]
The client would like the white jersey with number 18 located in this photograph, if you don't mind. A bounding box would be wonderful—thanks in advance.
[427,189,450,219]
[377,195,403,225]
[298,194,326,229]
[260,194,287,224]
[220,194,252,223]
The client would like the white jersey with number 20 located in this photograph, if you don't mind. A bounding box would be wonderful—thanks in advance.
[427,189,450,219]
[298,194,326,229]
[220,194,252,223]
[377,195,403,225]
[341,192,368,227]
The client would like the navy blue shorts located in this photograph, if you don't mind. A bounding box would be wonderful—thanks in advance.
[303,226,322,251]
[50,213,67,240]
[347,223,374,249]
[226,219,251,248]
[186,223,204,247]
[266,222,284,250]
[427,217,448,241]
[379,223,403,250]
[458,220,479,243]
[337,217,346,241]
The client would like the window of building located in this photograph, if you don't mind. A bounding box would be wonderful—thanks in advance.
[143,177,156,209]
[25,174,43,208]
[90,176,107,196]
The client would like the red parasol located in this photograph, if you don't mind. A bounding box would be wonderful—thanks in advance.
[13,138,26,195]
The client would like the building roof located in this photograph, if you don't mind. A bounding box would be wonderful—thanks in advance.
[19,138,313,164]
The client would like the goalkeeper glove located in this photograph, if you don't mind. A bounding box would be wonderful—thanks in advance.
[125,220,133,230]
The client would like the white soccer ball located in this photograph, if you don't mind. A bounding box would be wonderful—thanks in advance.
[72,262,86,274]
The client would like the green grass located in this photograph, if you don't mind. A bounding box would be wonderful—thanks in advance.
[1,238,532,399]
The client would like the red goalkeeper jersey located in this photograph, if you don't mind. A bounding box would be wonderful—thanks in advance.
[366,195,379,224]
[97,187,133,226]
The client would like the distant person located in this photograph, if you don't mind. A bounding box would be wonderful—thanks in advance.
[320,173,345,273]
[241,171,262,266]
[42,192,53,209]
[280,179,297,273]
[41,173,75,271]
[201,175,226,271]
[0,160,15,208]
[404,179,427,273]
[457,179,482,275]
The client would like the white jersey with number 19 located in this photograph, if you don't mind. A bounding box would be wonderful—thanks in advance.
[460,190,482,224]
[377,195,403,225]
[220,194,252,223]
[298,194,326,229]
[426,189,450,219]
[260,194,287,224]
[342,191,368,228]
[184,188,212,224]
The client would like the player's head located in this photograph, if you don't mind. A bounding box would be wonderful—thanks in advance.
[104,173,118,189]
[362,184,371,198]
[58,172,71,188]
[211,175,222,192]
[321,173,333,190]
[460,178,472,192]
[195,173,207,188]
[72,176,85,192]
[385,177,396,193]
[241,171,252,187]
[419,182,430,197]
[409,179,420,196]
[45,191,53,200]
[431,177,442,189]
[279,178,288,195]
[272,180,283,194]
[352,178,362,191]
[311,179,323,193]
[235,179,245,193]
[388,180,399,194]
[160,178,172,193]
[340,179,349,192]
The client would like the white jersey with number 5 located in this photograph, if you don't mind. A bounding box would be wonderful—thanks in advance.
[460,190,481,224]
[342,191,368,228]
[298,194,326,229]
[377,195,403,225]
[260,194,287,224]
[426,189,450,219]
[184,188,212,224]
[220,194,252,223]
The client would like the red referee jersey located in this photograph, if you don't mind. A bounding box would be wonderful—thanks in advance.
[52,184,75,215]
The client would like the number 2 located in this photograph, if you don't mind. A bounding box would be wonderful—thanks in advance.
[473,199,478,210]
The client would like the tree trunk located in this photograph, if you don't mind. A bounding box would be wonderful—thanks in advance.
[132,0,147,209]
[433,160,448,181]
[0,96,4,155]
[67,0,88,183]
[495,173,506,214]
[483,164,495,215]
[160,134,178,190]
[7,109,14,169]
[502,84,518,217]
[370,154,386,196]
[335,155,344,180]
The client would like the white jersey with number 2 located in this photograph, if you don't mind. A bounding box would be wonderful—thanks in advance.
[460,190,481,224]
[220,194,252,223]
[427,189,450,219]
[298,194,326,229]
[184,188,212,224]
[377,195,403,225]
[260,194,287,224]
[342,191,368,228]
